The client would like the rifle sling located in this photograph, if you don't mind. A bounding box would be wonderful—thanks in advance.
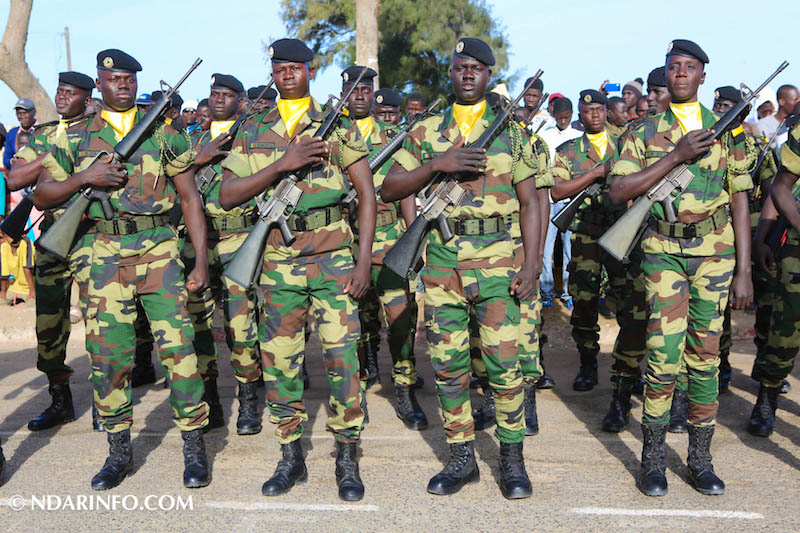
[447,213,519,236]
[287,205,343,232]
[94,214,171,235]
[648,207,728,239]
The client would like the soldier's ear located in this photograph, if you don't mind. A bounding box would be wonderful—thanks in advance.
[487,69,493,83]
[699,70,706,86]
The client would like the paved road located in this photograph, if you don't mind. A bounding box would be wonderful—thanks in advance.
[0,306,798,532]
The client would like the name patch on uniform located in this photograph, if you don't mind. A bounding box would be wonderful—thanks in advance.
[645,150,669,158]
[78,150,103,157]
[422,152,445,161]
[250,142,275,149]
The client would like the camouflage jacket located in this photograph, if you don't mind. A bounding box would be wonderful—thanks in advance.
[551,130,624,235]
[779,122,800,246]
[605,121,626,139]
[221,97,368,262]
[191,127,256,220]
[611,104,755,256]
[393,103,543,269]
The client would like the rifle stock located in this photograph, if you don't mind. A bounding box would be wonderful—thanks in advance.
[382,214,430,278]
[551,182,601,233]
[0,189,35,241]
[597,194,653,263]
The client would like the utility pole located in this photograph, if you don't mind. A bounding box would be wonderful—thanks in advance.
[64,26,71,70]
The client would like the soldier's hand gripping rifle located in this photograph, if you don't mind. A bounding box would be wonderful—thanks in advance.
[37,58,203,261]
[223,67,369,289]
[598,61,789,263]
[0,187,36,241]
[382,70,544,279]
[341,98,441,218]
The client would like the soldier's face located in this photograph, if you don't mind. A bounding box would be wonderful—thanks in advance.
[607,102,628,127]
[637,97,649,117]
[666,55,705,103]
[373,104,400,125]
[523,88,543,110]
[450,56,491,105]
[209,87,239,121]
[272,61,311,100]
[579,103,606,133]
[405,99,424,118]
[713,99,736,115]
[54,85,89,118]
[647,86,671,113]
[342,82,374,118]
[263,99,276,110]
[97,70,138,111]
[196,106,212,130]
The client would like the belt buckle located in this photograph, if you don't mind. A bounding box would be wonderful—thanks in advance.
[477,219,485,235]
[295,216,307,232]
[125,219,137,234]
[684,224,696,239]
[220,219,228,232]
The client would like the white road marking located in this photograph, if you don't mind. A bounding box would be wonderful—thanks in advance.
[205,501,380,512]
[571,507,763,520]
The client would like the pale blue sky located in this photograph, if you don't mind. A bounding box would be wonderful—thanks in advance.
[1,0,799,127]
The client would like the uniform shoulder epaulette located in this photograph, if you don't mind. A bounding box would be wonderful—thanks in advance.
[555,137,578,154]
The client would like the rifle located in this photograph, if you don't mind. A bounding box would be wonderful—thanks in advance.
[0,187,36,241]
[37,58,203,260]
[341,98,441,218]
[383,70,544,279]
[598,61,789,263]
[223,67,369,288]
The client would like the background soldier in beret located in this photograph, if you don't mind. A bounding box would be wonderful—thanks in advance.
[247,86,277,113]
[339,65,428,430]
[609,39,755,497]
[34,48,213,490]
[183,73,263,436]
[219,38,375,502]
[550,89,647,432]
[645,67,671,115]
[372,88,402,125]
[383,37,541,500]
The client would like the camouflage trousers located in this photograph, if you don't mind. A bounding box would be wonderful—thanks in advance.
[641,253,734,427]
[358,263,418,386]
[183,230,261,384]
[258,251,363,444]
[568,232,647,375]
[86,230,208,433]
[35,233,154,385]
[752,268,778,355]
[752,241,800,387]
[423,265,524,444]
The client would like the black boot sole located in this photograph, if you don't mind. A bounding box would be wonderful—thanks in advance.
[525,425,539,436]
[28,414,76,432]
[395,411,429,431]
[184,473,212,489]
[91,461,134,491]
[262,466,308,496]
[237,424,263,436]
[427,468,480,495]
[338,482,365,502]
[688,472,725,496]
[638,479,667,497]
[746,423,772,437]
[501,482,533,499]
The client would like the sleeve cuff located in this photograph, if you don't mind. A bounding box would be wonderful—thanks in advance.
[392,148,420,172]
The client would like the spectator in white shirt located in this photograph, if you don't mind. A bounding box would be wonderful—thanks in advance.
[757,84,800,152]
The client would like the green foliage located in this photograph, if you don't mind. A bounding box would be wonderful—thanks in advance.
[278,0,513,104]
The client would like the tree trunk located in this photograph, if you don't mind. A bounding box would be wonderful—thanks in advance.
[0,0,57,122]
[355,0,380,89]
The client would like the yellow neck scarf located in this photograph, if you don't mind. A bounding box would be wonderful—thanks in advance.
[586,130,609,159]
[101,107,138,141]
[356,117,374,141]
[210,120,235,140]
[452,100,487,140]
[670,101,703,134]
[56,119,70,137]
[278,96,311,137]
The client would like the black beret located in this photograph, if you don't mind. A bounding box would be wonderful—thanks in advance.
[59,71,95,91]
[268,38,314,63]
[666,39,709,64]
[525,77,543,91]
[374,88,403,108]
[210,73,244,94]
[715,85,741,104]
[247,85,278,100]
[453,37,495,66]
[198,98,209,107]
[96,49,142,73]
[647,66,667,88]
[341,65,377,84]
[579,89,607,106]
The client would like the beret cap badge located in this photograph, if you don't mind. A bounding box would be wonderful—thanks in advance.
[103,57,114,69]
[584,94,592,103]
[667,41,674,53]
[456,40,465,53]
[376,94,383,104]
[268,46,274,58]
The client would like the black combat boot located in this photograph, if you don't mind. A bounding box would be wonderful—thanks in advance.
[573,352,598,391]
[427,441,480,495]
[300,359,310,390]
[524,382,539,436]
[364,341,380,389]
[335,441,365,501]
[91,429,134,491]
[718,352,732,393]
[747,384,779,437]
[360,389,369,425]
[780,379,791,394]
[262,440,307,496]
[131,347,156,388]
[536,348,555,389]
[687,425,724,495]
[602,384,632,433]
[668,389,688,433]
[182,429,211,488]
[395,385,428,430]
[639,422,668,497]
[201,380,224,432]
[0,438,5,485]
[236,382,262,435]
[499,442,532,499]
[472,382,496,431]
[91,404,104,432]
[28,383,75,431]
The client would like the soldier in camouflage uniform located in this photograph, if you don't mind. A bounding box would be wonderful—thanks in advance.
[184,73,262,435]
[9,72,156,433]
[384,38,541,500]
[550,90,648,432]
[747,120,800,437]
[219,39,374,502]
[338,66,428,430]
[609,40,755,497]
[36,49,212,491]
